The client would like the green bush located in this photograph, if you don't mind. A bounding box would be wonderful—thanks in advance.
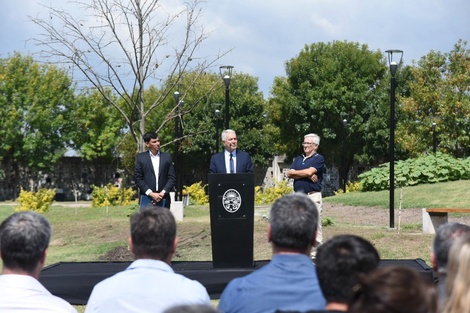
[359,152,470,191]
[15,188,56,213]
[91,184,136,207]
[184,182,209,205]
[334,181,362,194]
[255,180,293,204]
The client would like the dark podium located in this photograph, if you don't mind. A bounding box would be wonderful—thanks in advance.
[208,173,255,268]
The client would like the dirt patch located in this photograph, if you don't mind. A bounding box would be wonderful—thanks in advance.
[99,246,133,261]
[96,203,470,262]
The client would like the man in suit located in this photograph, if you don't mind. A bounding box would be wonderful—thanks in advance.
[209,129,253,174]
[134,131,176,209]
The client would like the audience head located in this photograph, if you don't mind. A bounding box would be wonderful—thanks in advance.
[130,208,177,262]
[442,233,470,313]
[268,193,318,254]
[0,211,51,276]
[315,235,380,305]
[432,222,470,275]
[164,304,218,313]
[348,266,437,313]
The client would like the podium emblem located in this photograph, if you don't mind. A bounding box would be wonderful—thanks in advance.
[222,189,242,213]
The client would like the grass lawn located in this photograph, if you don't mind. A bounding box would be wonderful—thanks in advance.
[1,179,469,312]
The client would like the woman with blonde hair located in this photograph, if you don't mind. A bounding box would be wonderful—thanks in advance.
[442,233,470,313]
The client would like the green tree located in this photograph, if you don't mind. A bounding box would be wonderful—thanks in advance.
[398,39,470,158]
[0,53,74,196]
[69,88,126,161]
[118,71,275,184]
[269,41,388,187]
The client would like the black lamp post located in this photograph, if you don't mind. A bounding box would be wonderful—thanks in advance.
[173,91,180,201]
[219,65,234,129]
[215,109,221,153]
[341,114,349,193]
[385,49,403,229]
[432,122,437,153]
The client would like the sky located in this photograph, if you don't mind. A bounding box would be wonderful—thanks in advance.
[1,0,470,98]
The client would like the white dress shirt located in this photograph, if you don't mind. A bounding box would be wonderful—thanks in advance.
[85,259,210,313]
[224,150,237,173]
[0,274,77,312]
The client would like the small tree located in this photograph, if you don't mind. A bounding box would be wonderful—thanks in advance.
[30,0,229,153]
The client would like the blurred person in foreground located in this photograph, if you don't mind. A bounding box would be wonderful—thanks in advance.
[218,193,326,313]
[276,234,380,313]
[0,211,77,312]
[430,222,470,311]
[313,235,380,312]
[442,233,470,313]
[348,266,437,313]
[85,207,210,313]
[164,304,219,313]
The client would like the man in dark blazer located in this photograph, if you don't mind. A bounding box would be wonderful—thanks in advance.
[209,129,253,174]
[134,131,176,209]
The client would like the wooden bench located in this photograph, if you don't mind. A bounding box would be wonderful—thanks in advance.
[422,208,470,234]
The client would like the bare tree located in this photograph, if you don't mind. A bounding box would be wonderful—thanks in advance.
[30,0,228,152]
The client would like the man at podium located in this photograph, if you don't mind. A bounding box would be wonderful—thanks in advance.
[209,129,253,174]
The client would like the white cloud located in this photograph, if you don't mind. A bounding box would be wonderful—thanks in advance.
[1,0,469,97]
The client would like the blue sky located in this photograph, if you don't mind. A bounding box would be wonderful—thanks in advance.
[1,0,469,97]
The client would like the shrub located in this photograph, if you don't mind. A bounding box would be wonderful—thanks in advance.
[184,181,209,205]
[255,180,293,204]
[15,188,56,213]
[359,152,470,191]
[91,184,136,207]
[335,181,362,194]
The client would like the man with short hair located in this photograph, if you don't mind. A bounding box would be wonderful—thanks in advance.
[209,129,253,174]
[134,131,176,210]
[0,211,77,312]
[288,133,324,257]
[431,222,470,310]
[85,207,211,313]
[218,193,326,313]
[314,235,380,312]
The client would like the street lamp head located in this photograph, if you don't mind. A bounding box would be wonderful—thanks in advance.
[215,109,220,118]
[385,49,403,77]
[432,122,436,130]
[223,75,231,87]
[219,65,234,87]
[174,91,180,104]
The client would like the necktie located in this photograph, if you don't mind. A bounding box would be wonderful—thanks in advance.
[230,153,234,173]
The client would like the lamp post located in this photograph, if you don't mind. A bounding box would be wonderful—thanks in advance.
[215,109,221,153]
[173,91,180,201]
[341,114,349,193]
[432,122,437,153]
[386,49,403,229]
[219,65,234,129]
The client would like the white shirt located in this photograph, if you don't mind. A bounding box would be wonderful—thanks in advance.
[224,150,237,173]
[146,150,161,195]
[85,259,211,313]
[0,274,77,313]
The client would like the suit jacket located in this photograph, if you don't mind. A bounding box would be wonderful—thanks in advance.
[209,150,254,174]
[134,151,176,204]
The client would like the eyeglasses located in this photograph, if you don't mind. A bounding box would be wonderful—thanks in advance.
[302,142,315,146]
